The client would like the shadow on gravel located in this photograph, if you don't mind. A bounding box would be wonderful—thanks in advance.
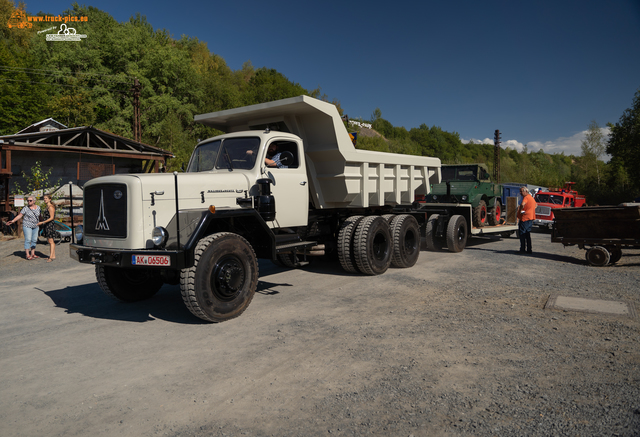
[465,245,587,265]
[10,249,49,259]
[256,280,289,295]
[40,283,207,325]
[258,257,358,278]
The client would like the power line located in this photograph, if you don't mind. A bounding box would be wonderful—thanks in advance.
[0,65,134,83]
[0,77,128,94]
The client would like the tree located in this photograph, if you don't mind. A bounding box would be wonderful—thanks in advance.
[13,160,59,195]
[607,89,640,194]
[581,120,606,186]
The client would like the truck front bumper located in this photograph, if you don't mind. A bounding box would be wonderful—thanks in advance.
[70,244,187,269]
[534,219,553,228]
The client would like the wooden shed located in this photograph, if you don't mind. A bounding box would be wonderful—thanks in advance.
[0,119,173,216]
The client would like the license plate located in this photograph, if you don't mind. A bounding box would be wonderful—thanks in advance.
[131,255,171,266]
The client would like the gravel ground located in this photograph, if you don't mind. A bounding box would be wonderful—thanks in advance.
[0,229,639,436]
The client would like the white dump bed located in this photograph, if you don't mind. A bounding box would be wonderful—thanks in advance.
[195,96,441,209]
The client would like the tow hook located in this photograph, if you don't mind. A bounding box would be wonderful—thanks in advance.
[88,252,104,264]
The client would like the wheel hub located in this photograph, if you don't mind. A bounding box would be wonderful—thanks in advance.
[212,258,245,300]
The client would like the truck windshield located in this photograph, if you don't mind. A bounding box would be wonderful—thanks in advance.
[441,166,477,182]
[187,137,261,172]
[535,194,564,205]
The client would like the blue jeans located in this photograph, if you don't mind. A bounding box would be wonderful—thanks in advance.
[23,226,38,251]
[519,220,533,252]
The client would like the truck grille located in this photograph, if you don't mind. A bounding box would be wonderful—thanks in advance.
[84,184,128,238]
[536,206,552,217]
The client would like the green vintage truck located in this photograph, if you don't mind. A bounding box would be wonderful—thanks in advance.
[422,164,503,227]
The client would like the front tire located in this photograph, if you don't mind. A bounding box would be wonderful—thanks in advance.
[180,233,258,322]
[390,214,420,268]
[96,265,164,302]
[585,246,610,267]
[473,200,487,227]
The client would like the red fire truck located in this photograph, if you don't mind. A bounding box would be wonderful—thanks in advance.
[533,182,586,229]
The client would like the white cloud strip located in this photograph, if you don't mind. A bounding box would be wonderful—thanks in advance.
[462,127,611,157]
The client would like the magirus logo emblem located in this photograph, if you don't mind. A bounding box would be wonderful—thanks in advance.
[95,190,110,231]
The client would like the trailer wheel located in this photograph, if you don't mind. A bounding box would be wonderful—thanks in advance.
[606,246,623,264]
[446,214,468,253]
[180,232,258,322]
[354,216,392,275]
[96,265,163,302]
[390,214,420,268]
[381,214,395,223]
[585,246,610,267]
[473,200,487,227]
[488,200,501,226]
[425,214,444,251]
[337,215,364,273]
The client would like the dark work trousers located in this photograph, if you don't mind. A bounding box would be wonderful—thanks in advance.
[519,220,533,253]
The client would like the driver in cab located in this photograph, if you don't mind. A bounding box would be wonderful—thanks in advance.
[264,143,287,168]
[246,143,288,168]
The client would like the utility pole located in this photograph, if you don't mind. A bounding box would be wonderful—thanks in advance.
[131,78,141,143]
[493,129,501,184]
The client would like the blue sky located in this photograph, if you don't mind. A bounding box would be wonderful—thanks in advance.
[21,0,640,157]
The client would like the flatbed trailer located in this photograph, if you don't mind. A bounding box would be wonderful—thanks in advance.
[551,204,640,266]
[410,202,518,252]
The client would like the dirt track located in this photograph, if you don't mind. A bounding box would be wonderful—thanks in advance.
[1,231,639,436]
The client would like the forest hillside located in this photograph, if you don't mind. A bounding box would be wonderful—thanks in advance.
[1,2,637,204]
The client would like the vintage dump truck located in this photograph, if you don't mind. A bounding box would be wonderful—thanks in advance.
[420,163,503,227]
[534,182,586,229]
[70,96,444,322]
[552,204,640,266]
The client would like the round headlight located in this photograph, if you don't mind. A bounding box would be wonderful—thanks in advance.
[462,195,468,201]
[432,195,438,201]
[75,225,83,243]
[152,227,168,247]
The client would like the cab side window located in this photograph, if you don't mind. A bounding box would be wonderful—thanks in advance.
[268,140,300,169]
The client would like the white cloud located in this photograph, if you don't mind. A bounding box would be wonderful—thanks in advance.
[462,127,611,157]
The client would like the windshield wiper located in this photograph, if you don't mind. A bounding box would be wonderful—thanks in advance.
[223,148,234,171]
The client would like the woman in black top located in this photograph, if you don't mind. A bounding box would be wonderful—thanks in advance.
[38,194,57,262]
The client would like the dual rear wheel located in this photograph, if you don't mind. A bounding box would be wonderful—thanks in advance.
[338,214,420,275]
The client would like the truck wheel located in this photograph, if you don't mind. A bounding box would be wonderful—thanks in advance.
[585,246,610,267]
[354,216,392,275]
[180,233,258,322]
[381,214,395,222]
[473,200,487,227]
[446,214,468,253]
[96,265,163,302]
[488,200,501,226]
[425,214,444,251]
[606,246,623,264]
[337,215,364,273]
[390,214,420,268]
